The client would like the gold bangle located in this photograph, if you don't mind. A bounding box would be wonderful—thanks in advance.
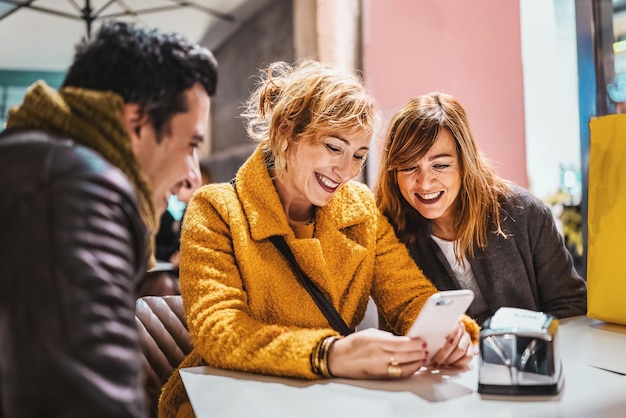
[310,338,324,376]
[312,336,342,378]
[319,337,332,378]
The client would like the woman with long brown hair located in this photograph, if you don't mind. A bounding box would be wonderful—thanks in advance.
[376,92,587,325]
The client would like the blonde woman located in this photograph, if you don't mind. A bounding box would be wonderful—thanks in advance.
[159,63,479,418]
[376,92,587,326]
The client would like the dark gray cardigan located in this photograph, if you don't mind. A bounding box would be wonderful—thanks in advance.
[406,185,587,325]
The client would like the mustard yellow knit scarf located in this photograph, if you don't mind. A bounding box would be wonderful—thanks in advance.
[7,80,157,267]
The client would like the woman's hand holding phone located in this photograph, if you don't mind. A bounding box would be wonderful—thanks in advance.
[406,289,475,369]
[326,290,475,380]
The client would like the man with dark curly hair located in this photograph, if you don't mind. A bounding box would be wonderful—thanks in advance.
[0,21,218,418]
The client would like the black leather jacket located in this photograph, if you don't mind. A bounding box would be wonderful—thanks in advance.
[0,130,149,417]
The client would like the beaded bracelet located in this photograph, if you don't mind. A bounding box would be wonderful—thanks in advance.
[311,336,342,378]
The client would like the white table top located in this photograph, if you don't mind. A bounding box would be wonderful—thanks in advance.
[180,316,626,418]
[558,315,626,374]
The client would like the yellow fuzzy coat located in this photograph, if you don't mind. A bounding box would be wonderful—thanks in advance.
[158,146,479,418]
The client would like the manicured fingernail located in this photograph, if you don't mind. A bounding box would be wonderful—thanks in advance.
[447,337,455,344]
[422,342,427,348]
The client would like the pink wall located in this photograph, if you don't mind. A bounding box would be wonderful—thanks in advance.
[362,0,527,188]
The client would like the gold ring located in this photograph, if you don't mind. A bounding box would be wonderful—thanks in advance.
[387,364,402,378]
[389,355,398,366]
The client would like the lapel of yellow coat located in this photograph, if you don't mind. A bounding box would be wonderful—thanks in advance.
[234,145,371,305]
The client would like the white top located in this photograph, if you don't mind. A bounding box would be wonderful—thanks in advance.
[430,235,473,287]
[430,235,489,319]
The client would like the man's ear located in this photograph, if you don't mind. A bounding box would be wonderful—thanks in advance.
[123,103,143,152]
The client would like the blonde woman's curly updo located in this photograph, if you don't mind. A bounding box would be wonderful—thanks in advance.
[241,59,379,173]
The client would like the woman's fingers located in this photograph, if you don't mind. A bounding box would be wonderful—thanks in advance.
[429,323,474,368]
[329,329,430,379]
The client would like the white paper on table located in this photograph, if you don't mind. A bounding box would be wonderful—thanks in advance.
[180,366,474,418]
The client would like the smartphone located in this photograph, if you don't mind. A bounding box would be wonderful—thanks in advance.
[406,289,474,362]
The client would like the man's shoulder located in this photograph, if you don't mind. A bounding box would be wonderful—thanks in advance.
[0,128,75,156]
[0,128,136,200]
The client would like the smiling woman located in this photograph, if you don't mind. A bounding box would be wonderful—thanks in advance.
[395,127,461,241]
[277,130,370,223]
[157,60,480,418]
[375,91,588,326]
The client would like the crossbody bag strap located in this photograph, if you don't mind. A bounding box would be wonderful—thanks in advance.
[269,235,353,335]
[230,178,352,335]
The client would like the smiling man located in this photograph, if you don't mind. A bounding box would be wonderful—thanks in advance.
[0,21,217,418]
